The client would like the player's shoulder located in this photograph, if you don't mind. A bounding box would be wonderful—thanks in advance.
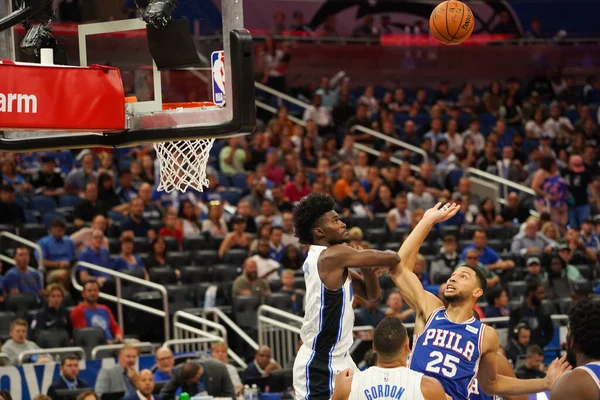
[551,368,600,400]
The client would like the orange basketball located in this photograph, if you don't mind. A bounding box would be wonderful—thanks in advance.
[429,1,475,45]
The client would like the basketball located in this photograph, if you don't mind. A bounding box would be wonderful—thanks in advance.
[429,1,475,45]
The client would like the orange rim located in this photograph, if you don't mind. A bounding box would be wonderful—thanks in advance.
[162,102,216,110]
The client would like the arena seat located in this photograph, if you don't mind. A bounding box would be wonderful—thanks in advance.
[4,293,38,318]
[73,327,107,358]
[223,248,248,265]
[265,293,294,313]
[22,223,47,241]
[485,225,506,240]
[213,264,240,283]
[180,266,211,284]
[366,228,386,247]
[36,328,70,348]
[166,284,196,310]
[507,281,527,301]
[149,266,178,285]
[372,213,388,229]
[555,297,572,314]
[348,215,370,232]
[233,295,261,332]
[192,249,219,266]
[163,236,179,252]
[29,195,57,213]
[183,235,212,251]
[0,311,16,341]
[58,194,82,208]
[165,251,191,268]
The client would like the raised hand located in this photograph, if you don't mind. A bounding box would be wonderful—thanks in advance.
[544,354,572,390]
[423,202,461,224]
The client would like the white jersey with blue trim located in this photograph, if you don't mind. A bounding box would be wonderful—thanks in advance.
[300,244,355,358]
[349,366,425,400]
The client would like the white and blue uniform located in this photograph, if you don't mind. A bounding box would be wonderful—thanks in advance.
[409,307,485,400]
[349,366,425,400]
[577,361,600,399]
[293,245,358,400]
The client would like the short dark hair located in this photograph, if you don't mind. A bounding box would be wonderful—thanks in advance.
[526,344,544,357]
[83,279,100,290]
[568,297,600,360]
[61,354,81,366]
[526,281,541,297]
[293,194,336,244]
[539,156,556,172]
[118,169,132,178]
[458,264,488,295]
[373,317,408,361]
[473,229,486,239]
[270,226,283,234]
[181,362,201,381]
[51,218,67,229]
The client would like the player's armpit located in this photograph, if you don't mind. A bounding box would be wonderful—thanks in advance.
[389,267,443,325]
[420,376,448,400]
[331,368,354,400]
[320,244,400,271]
[550,370,598,400]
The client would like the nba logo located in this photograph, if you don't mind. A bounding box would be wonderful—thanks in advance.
[211,50,226,106]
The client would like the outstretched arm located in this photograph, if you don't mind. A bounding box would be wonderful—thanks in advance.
[390,203,459,321]
[478,328,571,396]
[320,244,400,270]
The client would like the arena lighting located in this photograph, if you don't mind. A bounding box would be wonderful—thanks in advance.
[142,0,178,29]
[20,19,56,56]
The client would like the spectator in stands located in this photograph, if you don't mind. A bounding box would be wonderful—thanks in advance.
[73,183,105,227]
[47,355,89,397]
[30,283,72,341]
[31,156,65,198]
[77,229,113,284]
[268,226,285,263]
[523,257,543,284]
[543,102,574,139]
[501,192,530,226]
[219,216,251,259]
[113,237,147,278]
[580,218,600,252]
[280,245,303,271]
[115,169,138,204]
[303,95,333,130]
[121,198,156,241]
[284,171,311,203]
[339,179,371,219]
[153,347,175,382]
[3,247,44,301]
[384,290,414,322]
[211,342,243,394]
[462,249,500,288]
[462,119,485,154]
[543,255,574,300]
[474,197,501,227]
[504,322,532,366]
[2,159,31,193]
[280,211,299,248]
[484,286,509,327]
[271,185,293,213]
[386,193,411,231]
[243,177,267,212]
[36,218,76,283]
[219,138,247,177]
[515,345,546,379]
[97,173,127,215]
[95,345,139,397]
[511,219,555,256]
[123,369,158,400]
[373,184,394,213]
[461,230,515,274]
[71,280,124,343]
[159,360,234,399]
[145,236,177,277]
[0,184,25,225]
[2,319,43,365]
[178,200,202,237]
[71,215,109,254]
[407,179,436,212]
[241,346,281,380]
[158,212,183,247]
[430,235,460,284]
[252,238,281,281]
[279,268,302,303]
[65,153,96,195]
[509,282,553,349]
[531,155,569,227]
[563,228,597,264]
[139,183,162,221]
[232,258,271,298]
[201,201,228,237]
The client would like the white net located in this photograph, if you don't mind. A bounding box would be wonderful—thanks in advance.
[153,138,215,193]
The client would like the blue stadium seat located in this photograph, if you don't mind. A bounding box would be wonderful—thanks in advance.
[58,195,82,208]
[24,210,38,223]
[231,174,248,190]
[565,108,580,124]
[222,189,242,205]
[42,211,65,228]
[29,195,57,213]
[458,112,473,129]
[393,113,410,127]
[107,210,124,222]
[413,113,431,128]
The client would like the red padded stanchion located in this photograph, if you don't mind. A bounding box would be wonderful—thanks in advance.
[0,61,125,132]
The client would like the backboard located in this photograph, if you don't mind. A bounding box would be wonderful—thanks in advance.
[0,0,256,151]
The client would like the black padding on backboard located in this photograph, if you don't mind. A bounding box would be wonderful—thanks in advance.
[146,19,201,70]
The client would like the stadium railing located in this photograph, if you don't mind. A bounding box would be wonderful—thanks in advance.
[91,342,154,360]
[17,346,86,365]
[173,310,248,368]
[257,305,302,369]
[70,261,170,339]
[350,125,429,164]
[0,230,44,273]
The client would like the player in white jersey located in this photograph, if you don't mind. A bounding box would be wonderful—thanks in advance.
[389,203,570,399]
[551,297,600,400]
[332,317,447,400]
[292,194,403,400]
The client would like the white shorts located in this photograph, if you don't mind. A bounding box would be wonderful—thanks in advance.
[293,344,358,400]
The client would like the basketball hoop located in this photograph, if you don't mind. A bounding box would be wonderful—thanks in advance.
[154,102,218,193]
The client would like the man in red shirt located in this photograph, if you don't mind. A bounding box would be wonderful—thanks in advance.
[71,280,124,343]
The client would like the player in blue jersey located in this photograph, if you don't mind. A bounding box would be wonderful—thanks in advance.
[551,297,600,400]
[389,203,570,400]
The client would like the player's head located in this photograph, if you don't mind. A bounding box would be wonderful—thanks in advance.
[373,317,409,364]
[293,194,348,245]
[567,297,600,366]
[444,265,487,305]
